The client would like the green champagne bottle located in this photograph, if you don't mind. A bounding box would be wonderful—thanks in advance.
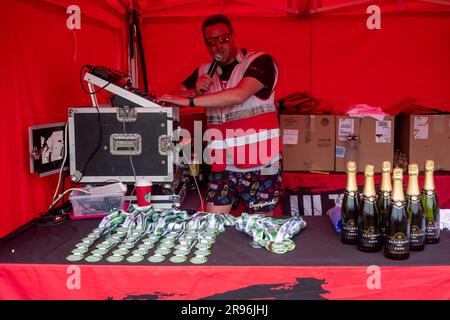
[358,164,382,252]
[421,160,440,244]
[377,161,392,243]
[385,168,410,260]
[341,161,360,244]
[406,164,425,251]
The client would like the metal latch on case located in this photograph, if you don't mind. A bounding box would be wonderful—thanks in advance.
[158,135,174,155]
[116,106,137,122]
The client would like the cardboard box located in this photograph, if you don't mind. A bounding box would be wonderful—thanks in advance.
[395,114,450,171]
[335,116,395,173]
[280,115,335,171]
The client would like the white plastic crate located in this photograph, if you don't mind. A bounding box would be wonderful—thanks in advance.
[69,188,125,219]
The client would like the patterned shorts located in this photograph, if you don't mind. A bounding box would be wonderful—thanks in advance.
[206,163,282,214]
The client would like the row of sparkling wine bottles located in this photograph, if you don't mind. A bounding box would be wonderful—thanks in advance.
[341,160,440,260]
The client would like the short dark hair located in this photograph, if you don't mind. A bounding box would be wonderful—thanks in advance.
[202,14,234,37]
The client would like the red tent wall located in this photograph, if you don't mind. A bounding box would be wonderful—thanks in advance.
[311,12,450,112]
[0,0,128,238]
[142,2,450,112]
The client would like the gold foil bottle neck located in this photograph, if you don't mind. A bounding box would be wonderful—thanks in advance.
[425,160,435,172]
[380,162,392,192]
[381,161,392,173]
[407,164,420,196]
[364,164,374,177]
[363,164,376,197]
[423,160,435,191]
[393,168,403,180]
[408,164,419,176]
[346,161,356,173]
[392,168,405,201]
[346,161,358,192]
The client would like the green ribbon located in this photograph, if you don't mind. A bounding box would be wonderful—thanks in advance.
[235,213,307,254]
[71,207,305,261]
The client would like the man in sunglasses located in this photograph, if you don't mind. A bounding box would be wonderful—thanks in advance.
[160,14,281,216]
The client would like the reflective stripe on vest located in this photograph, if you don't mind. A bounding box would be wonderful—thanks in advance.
[208,128,280,149]
[207,104,277,124]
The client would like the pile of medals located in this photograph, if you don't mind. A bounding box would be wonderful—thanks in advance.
[66,205,236,265]
[235,213,307,254]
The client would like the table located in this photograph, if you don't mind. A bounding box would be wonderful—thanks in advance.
[1,215,449,300]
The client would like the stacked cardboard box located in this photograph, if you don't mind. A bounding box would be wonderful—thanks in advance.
[280,115,335,171]
[334,116,395,173]
[395,114,450,171]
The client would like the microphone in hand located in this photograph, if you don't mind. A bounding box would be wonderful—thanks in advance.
[207,53,224,77]
[199,53,223,94]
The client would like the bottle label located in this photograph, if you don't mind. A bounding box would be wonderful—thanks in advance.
[385,233,410,254]
[410,225,425,246]
[358,226,381,248]
[342,219,358,240]
[425,219,440,240]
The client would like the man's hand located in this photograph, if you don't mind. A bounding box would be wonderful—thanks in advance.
[195,74,213,95]
[159,94,188,107]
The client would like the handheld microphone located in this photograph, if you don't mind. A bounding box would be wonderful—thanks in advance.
[200,53,223,94]
[207,53,224,77]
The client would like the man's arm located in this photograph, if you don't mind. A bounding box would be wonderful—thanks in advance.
[160,77,264,108]
[169,84,196,97]
[166,67,198,97]
[244,54,276,100]
[167,66,213,97]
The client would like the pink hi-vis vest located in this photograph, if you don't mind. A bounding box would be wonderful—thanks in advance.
[199,50,281,172]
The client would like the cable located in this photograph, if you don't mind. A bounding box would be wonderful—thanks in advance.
[79,65,111,95]
[99,89,111,105]
[49,188,91,209]
[98,66,129,80]
[122,122,137,182]
[38,215,68,226]
[74,105,103,184]
[50,123,69,207]
[123,121,137,207]
[61,165,67,206]
[75,65,108,184]
[132,9,149,92]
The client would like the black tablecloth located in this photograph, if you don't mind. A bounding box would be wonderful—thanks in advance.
[1,215,449,266]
